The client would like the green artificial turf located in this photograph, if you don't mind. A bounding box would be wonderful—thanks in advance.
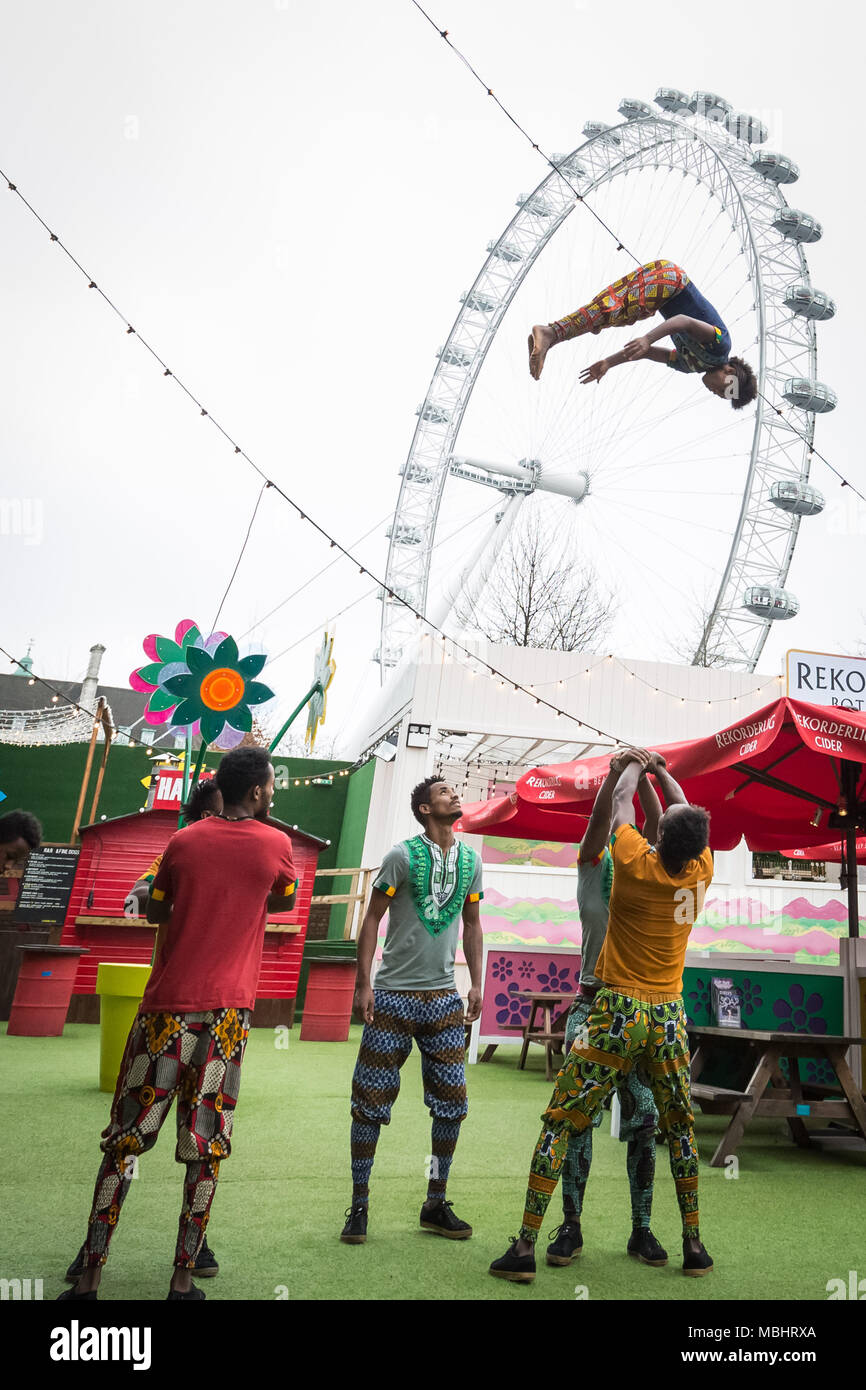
[2,1022,863,1301]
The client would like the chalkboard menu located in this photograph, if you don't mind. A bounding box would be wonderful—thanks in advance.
[15,846,81,925]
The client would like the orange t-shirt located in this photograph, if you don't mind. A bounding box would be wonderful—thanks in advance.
[595,823,713,1002]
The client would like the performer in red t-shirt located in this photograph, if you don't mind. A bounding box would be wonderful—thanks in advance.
[59,747,296,1303]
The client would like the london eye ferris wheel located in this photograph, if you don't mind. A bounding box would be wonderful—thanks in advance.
[378,88,835,682]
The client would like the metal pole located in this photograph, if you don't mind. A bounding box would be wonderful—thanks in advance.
[181,728,193,806]
[843,761,861,940]
[268,682,322,754]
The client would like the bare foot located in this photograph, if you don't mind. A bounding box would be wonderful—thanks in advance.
[528,324,556,380]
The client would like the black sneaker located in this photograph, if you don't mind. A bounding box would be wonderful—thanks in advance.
[64,1245,86,1283]
[56,1286,97,1301]
[419,1199,472,1240]
[545,1219,583,1266]
[340,1205,368,1244]
[627,1228,668,1266]
[194,1239,219,1277]
[489,1237,536,1283]
[167,1284,206,1300]
[682,1239,714,1277]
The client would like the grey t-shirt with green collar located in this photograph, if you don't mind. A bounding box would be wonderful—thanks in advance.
[372,834,483,991]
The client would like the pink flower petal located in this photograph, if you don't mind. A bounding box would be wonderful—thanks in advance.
[130,670,157,694]
[142,633,161,662]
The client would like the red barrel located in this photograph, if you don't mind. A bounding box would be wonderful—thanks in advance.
[300,959,356,1041]
[7,946,88,1037]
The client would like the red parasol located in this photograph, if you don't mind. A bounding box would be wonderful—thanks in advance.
[771,837,866,864]
[455,791,588,843]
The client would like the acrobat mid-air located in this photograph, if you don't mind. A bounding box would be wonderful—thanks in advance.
[528,259,757,409]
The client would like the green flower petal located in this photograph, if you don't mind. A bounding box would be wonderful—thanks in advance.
[225,704,252,733]
[162,673,200,698]
[185,646,214,676]
[171,697,206,726]
[155,637,185,664]
[244,681,275,706]
[237,653,267,679]
[146,689,179,713]
[200,711,226,744]
[212,635,239,668]
[136,662,166,687]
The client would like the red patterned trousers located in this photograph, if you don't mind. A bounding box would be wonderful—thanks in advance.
[82,1006,250,1269]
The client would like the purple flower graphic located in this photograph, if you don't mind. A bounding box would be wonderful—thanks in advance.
[517,958,534,980]
[537,962,573,993]
[495,980,531,1028]
[686,976,711,1026]
[805,1058,836,1087]
[491,955,513,983]
[740,976,763,1018]
[772,984,827,1034]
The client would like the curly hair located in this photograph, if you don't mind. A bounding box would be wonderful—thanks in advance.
[658,805,710,873]
[181,777,222,823]
[0,809,42,850]
[216,746,271,805]
[727,356,757,410]
[410,776,445,827]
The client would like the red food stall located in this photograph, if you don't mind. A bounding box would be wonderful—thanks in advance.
[59,803,328,1027]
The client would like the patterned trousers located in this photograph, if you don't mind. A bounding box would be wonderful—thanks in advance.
[551,260,687,340]
[350,988,467,1205]
[81,1007,250,1269]
[561,996,658,1228]
[521,988,699,1243]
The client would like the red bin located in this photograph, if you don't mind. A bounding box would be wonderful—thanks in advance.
[300,958,356,1042]
[7,946,88,1037]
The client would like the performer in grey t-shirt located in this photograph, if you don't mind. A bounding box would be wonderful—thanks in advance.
[545,748,669,1272]
[340,777,483,1246]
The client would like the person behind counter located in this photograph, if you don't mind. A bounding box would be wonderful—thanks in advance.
[58,746,296,1302]
[0,809,42,871]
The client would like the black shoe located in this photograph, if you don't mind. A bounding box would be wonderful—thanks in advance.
[545,1219,583,1266]
[56,1286,98,1301]
[64,1245,87,1283]
[627,1227,668,1266]
[340,1205,368,1244]
[419,1198,472,1240]
[489,1237,536,1283]
[682,1239,714,1277]
[167,1283,206,1300]
[194,1239,219,1277]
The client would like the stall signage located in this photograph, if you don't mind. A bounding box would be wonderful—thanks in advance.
[16,846,80,925]
[786,649,866,710]
[149,769,215,810]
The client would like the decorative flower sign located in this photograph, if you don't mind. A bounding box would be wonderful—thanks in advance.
[130,619,275,750]
[306,631,336,750]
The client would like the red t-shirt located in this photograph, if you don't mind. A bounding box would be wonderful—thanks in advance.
[140,817,297,1013]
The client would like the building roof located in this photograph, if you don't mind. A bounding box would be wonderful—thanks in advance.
[0,674,170,741]
[79,809,330,850]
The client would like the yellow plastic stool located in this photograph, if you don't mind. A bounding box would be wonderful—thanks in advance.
[95,963,152,1093]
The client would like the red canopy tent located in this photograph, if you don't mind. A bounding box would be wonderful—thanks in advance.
[455,791,588,843]
[775,838,866,863]
[514,697,866,938]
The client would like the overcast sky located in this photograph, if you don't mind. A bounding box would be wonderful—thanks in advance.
[1,0,861,752]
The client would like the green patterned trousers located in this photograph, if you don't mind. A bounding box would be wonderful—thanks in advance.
[522,988,699,1243]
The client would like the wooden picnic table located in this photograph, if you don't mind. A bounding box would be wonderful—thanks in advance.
[511,991,573,1081]
[687,1025,866,1168]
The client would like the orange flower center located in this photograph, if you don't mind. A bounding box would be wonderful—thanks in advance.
[200,668,244,711]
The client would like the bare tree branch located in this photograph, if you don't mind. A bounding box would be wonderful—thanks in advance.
[454,513,616,651]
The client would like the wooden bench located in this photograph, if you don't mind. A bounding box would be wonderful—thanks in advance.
[690,1083,750,1115]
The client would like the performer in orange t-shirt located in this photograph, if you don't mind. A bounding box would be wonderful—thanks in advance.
[490,751,714,1285]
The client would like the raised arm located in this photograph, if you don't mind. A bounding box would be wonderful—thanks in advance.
[637,771,663,845]
[610,756,648,836]
[647,753,688,807]
[622,315,721,363]
[580,749,646,860]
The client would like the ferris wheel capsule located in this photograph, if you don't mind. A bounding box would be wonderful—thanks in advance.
[618,98,654,120]
[772,207,822,243]
[724,111,768,143]
[769,481,825,516]
[688,91,732,121]
[742,586,800,620]
[582,120,621,145]
[654,87,691,113]
[783,284,836,321]
[752,151,800,184]
[782,378,837,412]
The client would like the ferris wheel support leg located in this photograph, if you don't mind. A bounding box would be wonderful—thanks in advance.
[431,493,527,632]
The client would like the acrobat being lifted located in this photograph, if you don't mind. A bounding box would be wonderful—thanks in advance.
[528,258,758,408]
